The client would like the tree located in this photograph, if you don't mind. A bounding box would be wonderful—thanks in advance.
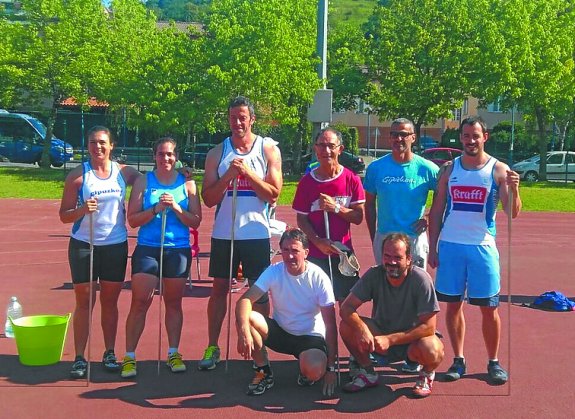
[198,0,321,170]
[7,0,109,166]
[363,0,499,147]
[485,0,575,180]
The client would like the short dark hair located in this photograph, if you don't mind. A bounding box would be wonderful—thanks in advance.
[390,118,415,132]
[228,96,255,117]
[382,232,412,257]
[279,227,309,249]
[460,116,487,134]
[152,137,178,155]
[315,127,343,145]
[87,126,114,144]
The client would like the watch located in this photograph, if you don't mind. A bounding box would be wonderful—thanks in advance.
[334,203,341,214]
[326,366,336,372]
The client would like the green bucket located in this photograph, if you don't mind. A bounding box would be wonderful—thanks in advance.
[10,314,71,366]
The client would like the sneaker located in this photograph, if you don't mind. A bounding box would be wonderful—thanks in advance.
[102,350,121,372]
[487,360,508,385]
[198,345,221,370]
[167,352,187,373]
[412,370,435,398]
[247,369,274,396]
[342,368,379,393]
[401,359,422,373]
[444,357,466,381]
[70,356,88,379]
[297,372,316,387]
[121,356,137,378]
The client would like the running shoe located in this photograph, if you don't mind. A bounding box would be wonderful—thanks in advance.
[348,357,361,378]
[342,368,379,393]
[198,345,220,370]
[247,369,274,396]
[167,352,187,373]
[102,349,121,372]
[412,370,435,398]
[444,357,466,381]
[121,356,137,378]
[297,372,316,387]
[401,359,422,373]
[70,356,88,379]
[487,360,508,385]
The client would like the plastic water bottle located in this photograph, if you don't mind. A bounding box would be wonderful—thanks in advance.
[4,296,23,338]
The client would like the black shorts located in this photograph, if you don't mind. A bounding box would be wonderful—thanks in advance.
[68,238,128,284]
[209,238,270,281]
[131,245,191,278]
[263,317,327,358]
[307,256,358,301]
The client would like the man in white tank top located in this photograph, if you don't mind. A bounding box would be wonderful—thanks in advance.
[199,96,283,371]
[428,116,522,386]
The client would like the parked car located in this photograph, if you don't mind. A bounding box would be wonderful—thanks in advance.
[512,151,575,182]
[181,143,217,169]
[0,110,74,167]
[420,147,462,166]
[304,150,366,175]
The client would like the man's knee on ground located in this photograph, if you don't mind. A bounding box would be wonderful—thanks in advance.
[300,349,326,382]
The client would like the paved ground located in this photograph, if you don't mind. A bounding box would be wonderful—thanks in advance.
[0,199,573,418]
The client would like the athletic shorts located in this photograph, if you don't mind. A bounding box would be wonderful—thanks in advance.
[435,241,500,302]
[131,245,191,278]
[209,238,270,281]
[263,317,327,358]
[373,231,429,268]
[307,256,358,301]
[68,238,128,284]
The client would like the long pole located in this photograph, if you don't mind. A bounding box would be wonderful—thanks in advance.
[323,210,340,384]
[86,213,94,385]
[506,190,513,395]
[157,210,167,375]
[225,178,238,373]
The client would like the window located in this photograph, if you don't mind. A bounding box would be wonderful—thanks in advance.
[547,154,563,164]
[487,97,503,113]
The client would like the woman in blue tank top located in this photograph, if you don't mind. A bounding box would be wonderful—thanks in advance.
[122,137,202,378]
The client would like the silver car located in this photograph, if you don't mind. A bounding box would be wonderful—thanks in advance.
[512,151,575,182]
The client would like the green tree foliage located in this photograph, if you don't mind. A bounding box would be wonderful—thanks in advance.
[198,0,321,171]
[328,23,370,111]
[485,0,575,179]
[7,0,109,166]
[363,0,498,146]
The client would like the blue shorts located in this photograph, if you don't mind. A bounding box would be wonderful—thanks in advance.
[435,241,500,301]
[131,245,191,278]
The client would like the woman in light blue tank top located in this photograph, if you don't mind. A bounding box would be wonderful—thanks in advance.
[123,137,202,376]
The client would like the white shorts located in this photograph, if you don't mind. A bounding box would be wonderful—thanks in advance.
[372,231,429,268]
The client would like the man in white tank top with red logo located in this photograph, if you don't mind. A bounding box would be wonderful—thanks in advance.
[199,96,283,371]
[428,116,522,386]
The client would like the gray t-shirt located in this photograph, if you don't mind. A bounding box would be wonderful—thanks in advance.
[350,266,439,334]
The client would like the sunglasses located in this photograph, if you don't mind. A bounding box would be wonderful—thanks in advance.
[390,131,414,139]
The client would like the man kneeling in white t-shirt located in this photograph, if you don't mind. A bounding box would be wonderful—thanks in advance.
[235,228,338,396]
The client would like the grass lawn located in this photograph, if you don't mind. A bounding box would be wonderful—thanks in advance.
[0,166,574,212]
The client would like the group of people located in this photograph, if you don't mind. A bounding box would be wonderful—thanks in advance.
[59,95,522,400]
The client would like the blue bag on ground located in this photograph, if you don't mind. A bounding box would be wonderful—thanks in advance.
[531,291,575,311]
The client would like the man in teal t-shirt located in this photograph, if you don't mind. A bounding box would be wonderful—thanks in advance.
[363,118,439,268]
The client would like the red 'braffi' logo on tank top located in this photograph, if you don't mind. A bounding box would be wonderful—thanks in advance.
[227,175,256,197]
[450,186,487,212]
